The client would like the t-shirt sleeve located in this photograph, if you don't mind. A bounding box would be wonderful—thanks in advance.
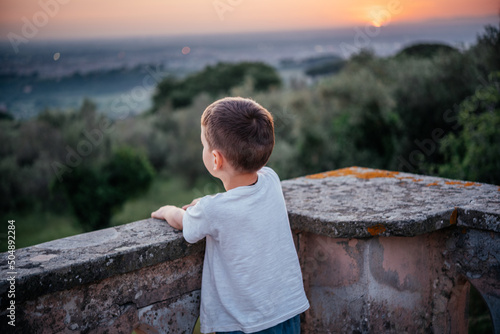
[261,166,280,182]
[182,197,213,244]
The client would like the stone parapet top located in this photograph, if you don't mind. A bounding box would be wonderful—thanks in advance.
[0,219,203,309]
[283,166,500,238]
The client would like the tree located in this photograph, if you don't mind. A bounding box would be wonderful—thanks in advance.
[390,51,478,173]
[56,147,155,231]
[469,20,500,77]
[438,72,500,185]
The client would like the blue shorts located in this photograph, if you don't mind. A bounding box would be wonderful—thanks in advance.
[216,314,300,334]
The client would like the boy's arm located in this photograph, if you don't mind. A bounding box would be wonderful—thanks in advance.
[151,205,185,230]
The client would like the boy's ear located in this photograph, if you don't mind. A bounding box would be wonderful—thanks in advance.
[212,150,224,170]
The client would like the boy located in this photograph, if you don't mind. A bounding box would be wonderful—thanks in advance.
[151,97,309,333]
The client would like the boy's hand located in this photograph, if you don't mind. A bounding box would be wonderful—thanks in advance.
[182,198,201,210]
[151,205,185,230]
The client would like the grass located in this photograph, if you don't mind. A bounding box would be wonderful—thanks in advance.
[110,176,198,227]
[111,175,223,227]
[1,211,83,252]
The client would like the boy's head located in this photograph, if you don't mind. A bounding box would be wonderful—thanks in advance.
[201,97,274,173]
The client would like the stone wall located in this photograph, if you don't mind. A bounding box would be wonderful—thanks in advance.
[284,167,500,333]
[0,220,205,333]
[1,167,499,333]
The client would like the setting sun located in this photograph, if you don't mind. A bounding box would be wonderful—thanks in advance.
[367,5,388,27]
[350,1,405,28]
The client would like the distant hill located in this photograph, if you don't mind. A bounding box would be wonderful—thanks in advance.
[396,43,460,58]
[280,54,345,77]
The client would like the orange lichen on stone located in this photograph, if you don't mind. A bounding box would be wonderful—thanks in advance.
[445,181,462,186]
[450,208,458,225]
[357,170,400,179]
[426,180,482,188]
[394,176,424,183]
[464,182,481,187]
[445,181,481,187]
[306,167,400,180]
[367,224,387,236]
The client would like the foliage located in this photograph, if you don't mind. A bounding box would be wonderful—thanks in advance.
[437,72,500,184]
[152,62,281,110]
[110,116,172,171]
[389,51,479,173]
[0,100,158,233]
[0,116,64,213]
[316,58,397,169]
[470,21,500,77]
[305,59,345,76]
[156,95,212,182]
[303,55,346,77]
[55,147,155,231]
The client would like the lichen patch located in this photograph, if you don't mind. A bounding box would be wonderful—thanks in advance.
[367,224,387,236]
[306,167,400,180]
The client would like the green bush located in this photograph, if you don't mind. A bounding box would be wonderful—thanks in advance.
[55,147,155,231]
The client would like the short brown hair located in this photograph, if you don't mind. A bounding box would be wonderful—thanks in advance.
[201,97,275,172]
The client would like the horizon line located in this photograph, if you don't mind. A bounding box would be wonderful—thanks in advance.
[1,14,497,44]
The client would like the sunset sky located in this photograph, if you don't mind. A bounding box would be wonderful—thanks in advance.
[1,0,498,40]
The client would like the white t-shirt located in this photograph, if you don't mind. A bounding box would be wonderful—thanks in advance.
[183,167,309,333]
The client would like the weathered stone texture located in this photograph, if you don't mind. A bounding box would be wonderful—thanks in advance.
[298,229,486,333]
[0,220,204,333]
[5,252,202,333]
[283,167,500,238]
[0,219,204,310]
[137,291,201,334]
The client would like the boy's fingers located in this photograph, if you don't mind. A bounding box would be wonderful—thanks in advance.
[151,209,162,219]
